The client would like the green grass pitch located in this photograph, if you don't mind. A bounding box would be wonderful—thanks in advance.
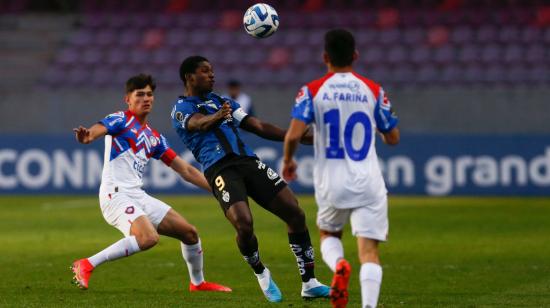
[0,195,549,307]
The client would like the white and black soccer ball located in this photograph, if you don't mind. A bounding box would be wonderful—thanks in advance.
[243,3,279,39]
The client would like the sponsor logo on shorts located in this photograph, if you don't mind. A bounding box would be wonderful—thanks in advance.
[222,190,230,203]
[267,168,278,180]
[125,206,135,214]
[256,160,266,170]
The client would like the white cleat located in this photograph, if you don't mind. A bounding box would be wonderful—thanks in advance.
[255,268,283,302]
[301,278,330,299]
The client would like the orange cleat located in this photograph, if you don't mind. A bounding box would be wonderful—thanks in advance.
[71,258,94,290]
[330,258,351,308]
[189,281,232,292]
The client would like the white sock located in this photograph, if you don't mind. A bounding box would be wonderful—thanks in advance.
[181,239,205,285]
[360,263,383,308]
[88,236,141,267]
[320,237,344,272]
[254,267,271,290]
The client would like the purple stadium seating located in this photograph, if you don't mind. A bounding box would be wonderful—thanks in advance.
[43,2,549,88]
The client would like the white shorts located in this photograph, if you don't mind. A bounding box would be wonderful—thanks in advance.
[316,195,388,241]
[99,189,171,237]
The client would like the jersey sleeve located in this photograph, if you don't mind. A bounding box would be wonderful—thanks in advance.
[153,134,177,166]
[98,111,126,135]
[373,87,398,133]
[291,86,315,124]
[172,102,198,131]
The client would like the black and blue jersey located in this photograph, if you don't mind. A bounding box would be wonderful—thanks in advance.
[170,93,256,171]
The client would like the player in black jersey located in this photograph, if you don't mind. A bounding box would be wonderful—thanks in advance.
[170,56,330,302]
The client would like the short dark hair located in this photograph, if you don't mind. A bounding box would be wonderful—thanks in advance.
[227,79,241,87]
[125,74,156,93]
[324,29,355,67]
[179,55,209,85]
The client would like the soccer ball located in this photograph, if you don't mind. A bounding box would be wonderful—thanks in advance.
[243,3,279,38]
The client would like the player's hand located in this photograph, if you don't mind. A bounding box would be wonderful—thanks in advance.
[73,126,91,144]
[218,102,232,120]
[282,159,298,182]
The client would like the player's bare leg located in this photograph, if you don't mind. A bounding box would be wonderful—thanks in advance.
[263,187,330,299]
[71,215,155,290]
[225,201,281,302]
[320,230,350,308]
[157,209,231,292]
[358,237,382,308]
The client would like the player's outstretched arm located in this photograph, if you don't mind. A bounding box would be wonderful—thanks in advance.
[282,119,308,181]
[187,102,232,132]
[73,124,108,144]
[241,116,312,144]
[240,116,287,141]
[379,127,400,145]
[169,156,212,192]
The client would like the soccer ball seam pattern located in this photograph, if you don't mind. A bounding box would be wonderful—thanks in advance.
[243,3,279,39]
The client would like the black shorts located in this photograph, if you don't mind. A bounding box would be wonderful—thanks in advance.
[204,155,287,212]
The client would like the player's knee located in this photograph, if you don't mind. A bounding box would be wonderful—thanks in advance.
[235,220,254,240]
[359,248,380,264]
[137,231,159,250]
[320,229,343,239]
[181,225,199,245]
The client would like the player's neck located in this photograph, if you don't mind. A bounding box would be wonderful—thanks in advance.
[128,109,148,125]
[328,64,354,73]
[135,115,147,125]
[184,87,208,98]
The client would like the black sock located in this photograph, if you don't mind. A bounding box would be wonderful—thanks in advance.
[288,230,315,282]
[242,250,265,274]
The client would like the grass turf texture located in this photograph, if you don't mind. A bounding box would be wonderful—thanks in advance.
[0,196,549,307]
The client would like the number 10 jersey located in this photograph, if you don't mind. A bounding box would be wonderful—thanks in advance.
[291,72,398,209]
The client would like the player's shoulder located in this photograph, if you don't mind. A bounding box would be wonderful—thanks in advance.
[176,96,192,105]
[304,72,336,97]
[105,110,126,118]
[102,110,129,127]
[350,71,381,97]
[174,96,197,111]
[208,92,230,102]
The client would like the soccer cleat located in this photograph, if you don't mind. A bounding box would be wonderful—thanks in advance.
[301,278,330,299]
[255,268,282,302]
[189,281,232,292]
[71,258,94,290]
[330,259,351,308]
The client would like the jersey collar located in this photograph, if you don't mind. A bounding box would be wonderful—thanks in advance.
[125,109,148,126]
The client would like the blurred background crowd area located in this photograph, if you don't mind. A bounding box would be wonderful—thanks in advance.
[0,0,549,134]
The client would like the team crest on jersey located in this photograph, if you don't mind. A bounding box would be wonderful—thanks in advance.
[267,168,278,180]
[222,190,230,202]
[175,111,184,122]
[149,136,158,147]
